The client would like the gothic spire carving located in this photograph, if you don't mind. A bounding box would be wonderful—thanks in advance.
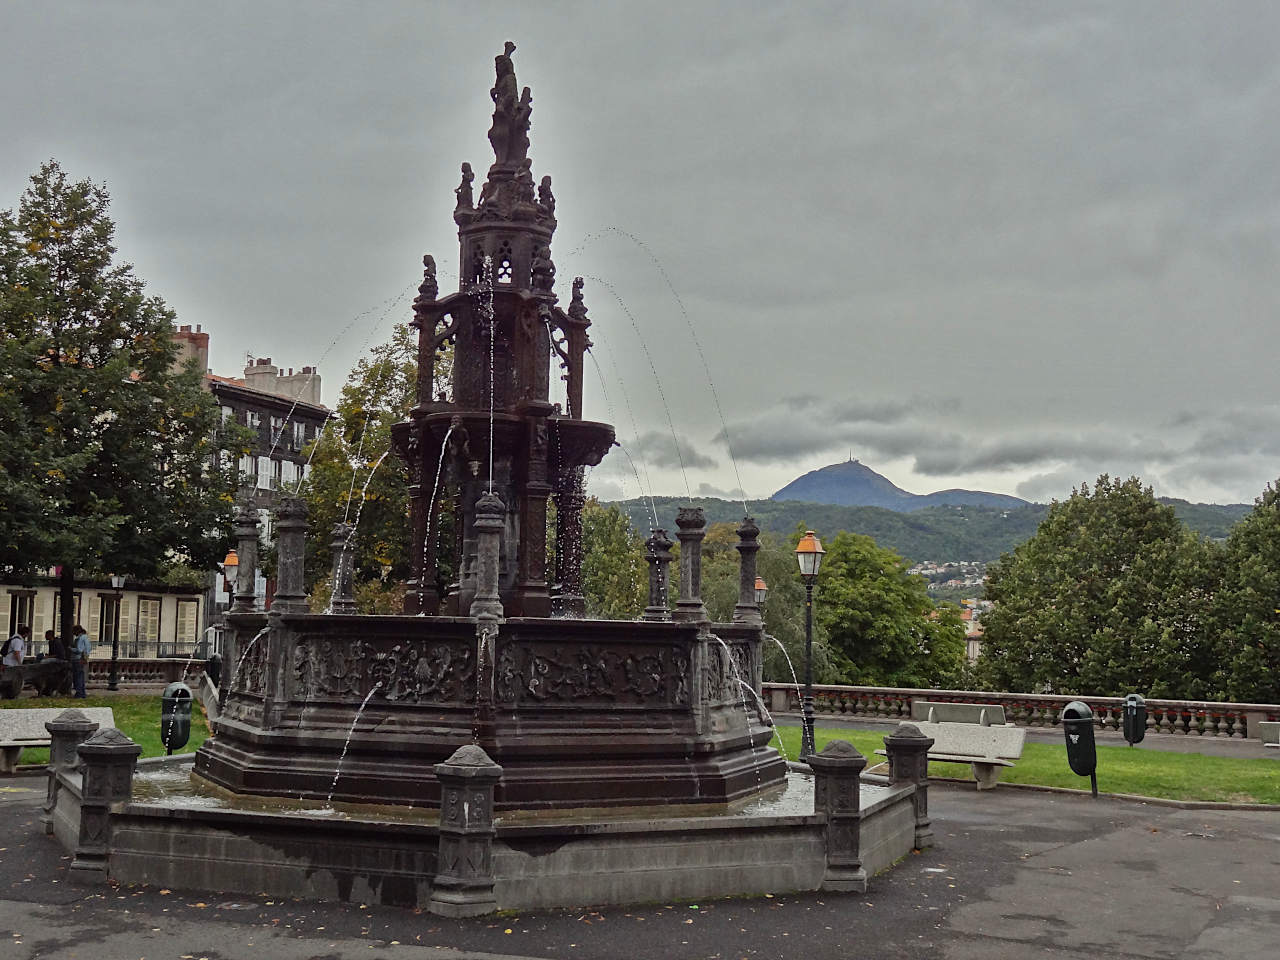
[487,41,531,166]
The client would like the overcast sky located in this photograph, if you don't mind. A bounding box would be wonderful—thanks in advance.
[4,1,1279,506]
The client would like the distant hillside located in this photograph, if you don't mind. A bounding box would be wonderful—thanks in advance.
[772,459,1031,512]
[604,495,1254,563]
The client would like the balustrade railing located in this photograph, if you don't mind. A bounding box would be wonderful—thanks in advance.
[87,658,206,687]
[762,683,1280,741]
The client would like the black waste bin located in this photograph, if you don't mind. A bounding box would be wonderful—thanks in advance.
[1123,694,1147,746]
[1060,700,1098,796]
[160,681,193,755]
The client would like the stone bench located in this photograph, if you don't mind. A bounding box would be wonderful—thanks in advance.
[1259,721,1279,749]
[0,707,115,773]
[910,700,1007,726]
[878,719,1025,790]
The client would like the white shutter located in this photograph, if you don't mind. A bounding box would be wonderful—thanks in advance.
[88,596,101,644]
[0,598,9,638]
[176,602,198,644]
[32,591,49,636]
[118,596,133,656]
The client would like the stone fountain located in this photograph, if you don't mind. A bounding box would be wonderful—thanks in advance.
[41,45,932,915]
[193,40,785,812]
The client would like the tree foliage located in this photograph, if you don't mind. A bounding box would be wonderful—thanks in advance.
[0,161,245,582]
[301,322,443,612]
[974,476,1220,698]
[1214,481,1280,703]
[580,498,645,619]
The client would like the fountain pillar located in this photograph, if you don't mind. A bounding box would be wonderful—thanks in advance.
[732,516,762,624]
[272,497,309,614]
[884,722,935,849]
[329,522,357,615]
[230,504,259,614]
[552,470,586,617]
[69,729,142,883]
[808,740,869,893]
[428,744,503,917]
[42,709,100,835]
[642,528,674,621]
[469,491,506,623]
[673,507,708,623]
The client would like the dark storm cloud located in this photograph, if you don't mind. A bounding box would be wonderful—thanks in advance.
[7,2,1280,504]
[628,431,717,472]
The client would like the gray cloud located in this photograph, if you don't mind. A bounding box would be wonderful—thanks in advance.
[626,431,717,472]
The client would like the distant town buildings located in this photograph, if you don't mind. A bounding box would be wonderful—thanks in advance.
[911,560,990,662]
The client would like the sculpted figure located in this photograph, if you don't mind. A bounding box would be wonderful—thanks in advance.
[455,163,474,209]
[538,175,555,216]
[488,42,520,163]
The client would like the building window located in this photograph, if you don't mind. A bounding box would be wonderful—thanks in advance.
[220,405,234,424]
[52,592,82,632]
[7,592,34,636]
[256,456,271,489]
[175,600,199,651]
[293,421,307,449]
[270,416,285,443]
[138,598,161,646]
[272,458,283,488]
[246,411,261,430]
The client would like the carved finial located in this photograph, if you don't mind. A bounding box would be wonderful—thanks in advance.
[416,254,438,303]
[455,163,474,210]
[504,40,516,57]
[538,175,555,217]
[488,43,530,165]
[568,277,588,322]
[516,158,535,203]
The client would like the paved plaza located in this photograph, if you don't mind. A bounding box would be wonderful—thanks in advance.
[3,767,1277,960]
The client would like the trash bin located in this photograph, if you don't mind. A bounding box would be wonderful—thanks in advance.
[1123,694,1147,746]
[160,681,193,755]
[1060,700,1098,797]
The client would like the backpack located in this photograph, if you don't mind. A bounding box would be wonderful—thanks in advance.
[1,637,11,658]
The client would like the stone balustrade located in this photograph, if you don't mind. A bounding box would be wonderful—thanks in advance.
[87,659,205,688]
[763,683,1280,741]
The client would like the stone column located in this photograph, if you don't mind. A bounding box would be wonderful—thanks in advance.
[230,503,260,614]
[428,744,503,917]
[642,528,674,621]
[552,471,586,618]
[469,491,506,623]
[732,516,762,624]
[69,728,143,883]
[272,496,309,614]
[808,739,868,892]
[673,507,707,623]
[329,522,357,615]
[884,722,935,850]
[42,709,100,835]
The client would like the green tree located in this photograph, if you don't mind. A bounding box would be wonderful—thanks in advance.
[0,161,246,638]
[580,498,645,619]
[1214,480,1280,703]
[815,530,966,687]
[974,475,1218,697]
[301,322,444,612]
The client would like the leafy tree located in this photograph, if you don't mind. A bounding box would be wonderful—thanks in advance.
[975,475,1218,697]
[0,161,246,638]
[815,530,966,687]
[581,498,645,619]
[301,322,446,613]
[1214,480,1280,703]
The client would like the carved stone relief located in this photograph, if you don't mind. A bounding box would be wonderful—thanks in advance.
[495,641,691,706]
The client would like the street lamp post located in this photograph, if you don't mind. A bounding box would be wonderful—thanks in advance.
[754,576,768,608]
[108,574,125,692]
[794,530,825,759]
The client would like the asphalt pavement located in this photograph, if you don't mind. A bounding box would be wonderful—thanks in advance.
[3,767,1278,960]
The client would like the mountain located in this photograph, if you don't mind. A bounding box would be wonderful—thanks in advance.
[772,459,1031,512]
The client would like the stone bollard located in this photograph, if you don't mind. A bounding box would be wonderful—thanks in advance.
[231,503,260,613]
[732,516,762,624]
[642,528,675,621]
[69,728,143,883]
[884,722,935,850]
[272,496,309,614]
[42,709,100,835]
[673,507,708,623]
[329,521,357,614]
[808,739,868,892]
[429,743,503,917]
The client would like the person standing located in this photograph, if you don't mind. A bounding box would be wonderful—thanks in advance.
[2,625,28,667]
[71,624,91,699]
[45,629,67,661]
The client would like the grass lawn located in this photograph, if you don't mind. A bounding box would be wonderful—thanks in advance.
[1,694,211,766]
[769,725,1280,805]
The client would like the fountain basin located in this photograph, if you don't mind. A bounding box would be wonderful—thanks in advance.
[102,763,919,911]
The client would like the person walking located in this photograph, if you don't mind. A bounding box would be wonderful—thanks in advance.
[71,624,91,698]
[2,625,28,667]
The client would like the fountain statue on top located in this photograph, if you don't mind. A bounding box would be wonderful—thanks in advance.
[194,43,784,812]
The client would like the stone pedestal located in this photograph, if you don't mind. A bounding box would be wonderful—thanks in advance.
[70,728,142,882]
[429,744,503,917]
[272,497,309,614]
[732,517,762,624]
[884,722,934,850]
[469,491,506,623]
[329,522,357,615]
[808,739,868,892]
[642,528,674,621]
[673,507,707,623]
[231,504,260,614]
[42,710,100,835]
